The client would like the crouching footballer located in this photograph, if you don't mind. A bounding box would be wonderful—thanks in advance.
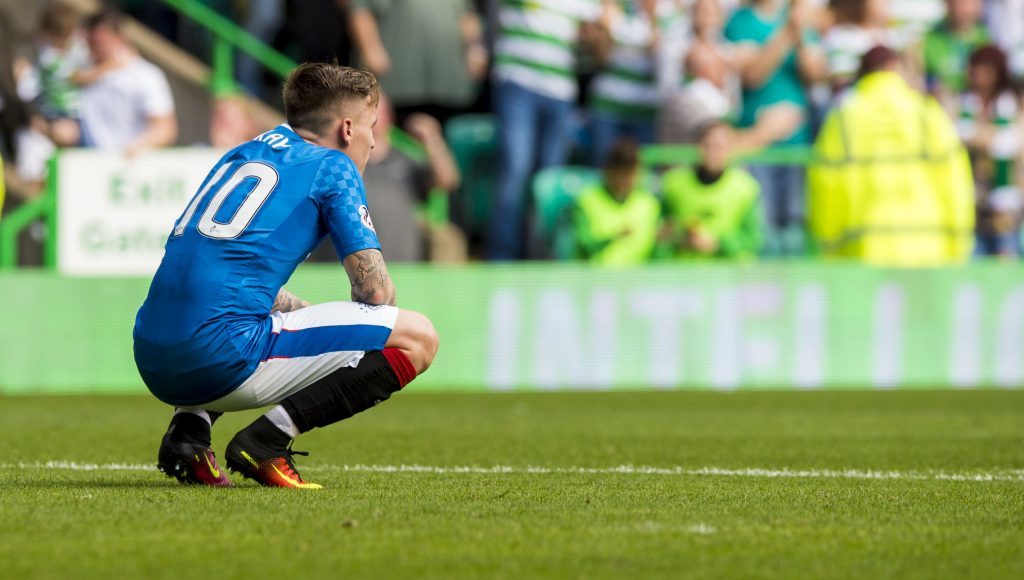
[133,63,438,489]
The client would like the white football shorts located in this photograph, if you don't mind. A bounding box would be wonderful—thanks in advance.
[189,301,399,412]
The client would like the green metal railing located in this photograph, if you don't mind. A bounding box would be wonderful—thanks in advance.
[0,157,58,270]
[640,144,814,167]
[161,0,295,95]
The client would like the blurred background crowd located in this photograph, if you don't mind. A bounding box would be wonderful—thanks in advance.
[1,0,1023,266]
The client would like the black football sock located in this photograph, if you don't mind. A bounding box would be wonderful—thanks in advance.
[280,351,403,434]
[237,416,293,455]
[166,412,212,448]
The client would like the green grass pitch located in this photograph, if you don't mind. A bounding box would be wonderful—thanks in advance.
[1,390,1022,579]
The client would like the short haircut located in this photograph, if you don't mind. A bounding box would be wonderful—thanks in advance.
[283,63,381,136]
[604,138,639,171]
[40,1,81,39]
[85,7,123,33]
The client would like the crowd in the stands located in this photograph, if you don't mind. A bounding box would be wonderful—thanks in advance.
[1,0,1022,266]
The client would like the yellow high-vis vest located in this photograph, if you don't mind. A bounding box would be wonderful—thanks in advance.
[808,71,975,267]
[573,184,661,265]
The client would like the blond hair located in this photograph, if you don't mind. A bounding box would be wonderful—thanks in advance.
[283,63,380,136]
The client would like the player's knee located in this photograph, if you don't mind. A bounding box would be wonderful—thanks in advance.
[390,309,438,375]
[423,317,439,369]
[409,312,439,374]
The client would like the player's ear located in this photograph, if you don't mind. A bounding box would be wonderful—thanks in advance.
[338,117,354,146]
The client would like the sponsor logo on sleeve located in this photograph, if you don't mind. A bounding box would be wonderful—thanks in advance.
[358,205,376,233]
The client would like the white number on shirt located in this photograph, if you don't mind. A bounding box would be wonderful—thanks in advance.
[172,162,280,239]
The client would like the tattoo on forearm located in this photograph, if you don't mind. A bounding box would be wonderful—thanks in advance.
[272,289,307,313]
[347,249,395,306]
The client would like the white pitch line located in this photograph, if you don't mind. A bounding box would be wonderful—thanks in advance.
[2,461,1024,482]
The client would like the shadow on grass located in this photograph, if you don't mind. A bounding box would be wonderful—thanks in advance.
[8,478,263,490]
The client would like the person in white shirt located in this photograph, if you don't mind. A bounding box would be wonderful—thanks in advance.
[822,0,904,93]
[78,9,177,154]
[985,0,1024,81]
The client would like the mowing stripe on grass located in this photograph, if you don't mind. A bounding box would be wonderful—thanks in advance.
[4,461,1024,482]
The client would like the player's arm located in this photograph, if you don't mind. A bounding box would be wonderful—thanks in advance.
[343,248,396,307]
[271,288,310,313]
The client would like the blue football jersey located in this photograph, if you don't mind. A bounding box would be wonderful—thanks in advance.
[134,124,380,405]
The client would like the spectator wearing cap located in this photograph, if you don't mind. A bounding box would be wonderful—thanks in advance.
[955,44,1024,257]
[724,0,826,256]
[808,46,975,266]
[660,120,763,259]
[78,9,176,154]
[573,138,660,265]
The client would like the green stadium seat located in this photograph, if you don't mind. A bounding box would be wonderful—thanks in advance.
[531,166,601,260]
[444,114,499,240]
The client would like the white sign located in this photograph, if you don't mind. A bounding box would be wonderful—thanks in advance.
[57,148,225,276]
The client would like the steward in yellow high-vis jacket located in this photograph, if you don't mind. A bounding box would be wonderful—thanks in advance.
[807,48,975,267]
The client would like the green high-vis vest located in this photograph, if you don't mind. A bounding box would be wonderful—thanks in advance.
[573,184,660,265]
[661,166,763,259]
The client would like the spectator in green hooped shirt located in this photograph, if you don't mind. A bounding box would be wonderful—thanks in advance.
[660,121,763,259]
[573,139,661,265]
[924,0,990,102]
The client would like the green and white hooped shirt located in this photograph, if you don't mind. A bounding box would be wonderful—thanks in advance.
[956,91,1021,188]
[589,2,686,121]
[493,0,602,102]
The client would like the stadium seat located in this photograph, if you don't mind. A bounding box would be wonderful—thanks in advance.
[530,166,601,260]
[444,114,499,241]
